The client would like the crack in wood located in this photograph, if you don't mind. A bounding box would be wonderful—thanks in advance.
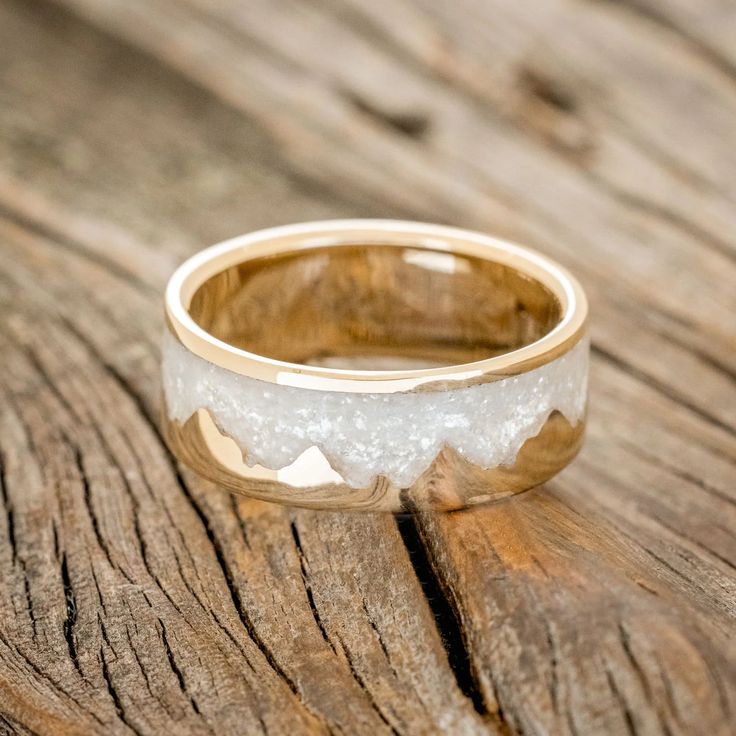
[341,89,430,139]
[173,473,305,703]
[542,618,561,716]
[617,622,658,715]
[60,552,81,677]
[331,632,400,735]
[650,512,736,572]
[648,327,736,386]
[0,450,17,568]
[604,664,638,736]
[99,638,142,736]
[289,520,336,655]
[359,599,394,676]
[0,627,106,728]
[592,345,736,438]
[0,712,32,736]
[394,514,487,717]
[229,496,252,550]
[123,624,158,705]
[519,68,578,115]
[0,202,157,297]
[656,664,683,736]
[579,166,736,267]
[157,618,204,718]
[14,338,85,426]
[615,437,736,509]
[71,444,135,586]
[0,448,38,644]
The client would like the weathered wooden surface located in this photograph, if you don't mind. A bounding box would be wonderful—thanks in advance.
[0,0,734,733]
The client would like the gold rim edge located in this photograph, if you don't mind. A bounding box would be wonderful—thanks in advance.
[164,220,588,394]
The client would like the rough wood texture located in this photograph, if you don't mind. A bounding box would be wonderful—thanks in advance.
[0,0,734,733]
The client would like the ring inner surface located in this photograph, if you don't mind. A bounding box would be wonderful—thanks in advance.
[188,245,562,370]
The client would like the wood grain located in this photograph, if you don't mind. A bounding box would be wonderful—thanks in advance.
[0,0,734,733]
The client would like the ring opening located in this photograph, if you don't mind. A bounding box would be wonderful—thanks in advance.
[188,244,562,371]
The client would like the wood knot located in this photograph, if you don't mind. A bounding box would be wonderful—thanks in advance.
[514,67,595,160]
[342,89,431,139]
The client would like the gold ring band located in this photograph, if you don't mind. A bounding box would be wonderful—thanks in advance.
[162,220,588,511]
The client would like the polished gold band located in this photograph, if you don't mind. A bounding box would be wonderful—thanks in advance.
[162,220,588,511]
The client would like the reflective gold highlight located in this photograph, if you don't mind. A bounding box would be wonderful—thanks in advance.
[163,220,588,511]
[188,245,561,370]
[163,408,585,512]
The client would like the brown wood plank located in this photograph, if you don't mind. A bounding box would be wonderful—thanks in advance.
[0,0,734,733]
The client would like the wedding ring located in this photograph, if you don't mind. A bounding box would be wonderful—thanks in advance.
[162,220,588,511]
